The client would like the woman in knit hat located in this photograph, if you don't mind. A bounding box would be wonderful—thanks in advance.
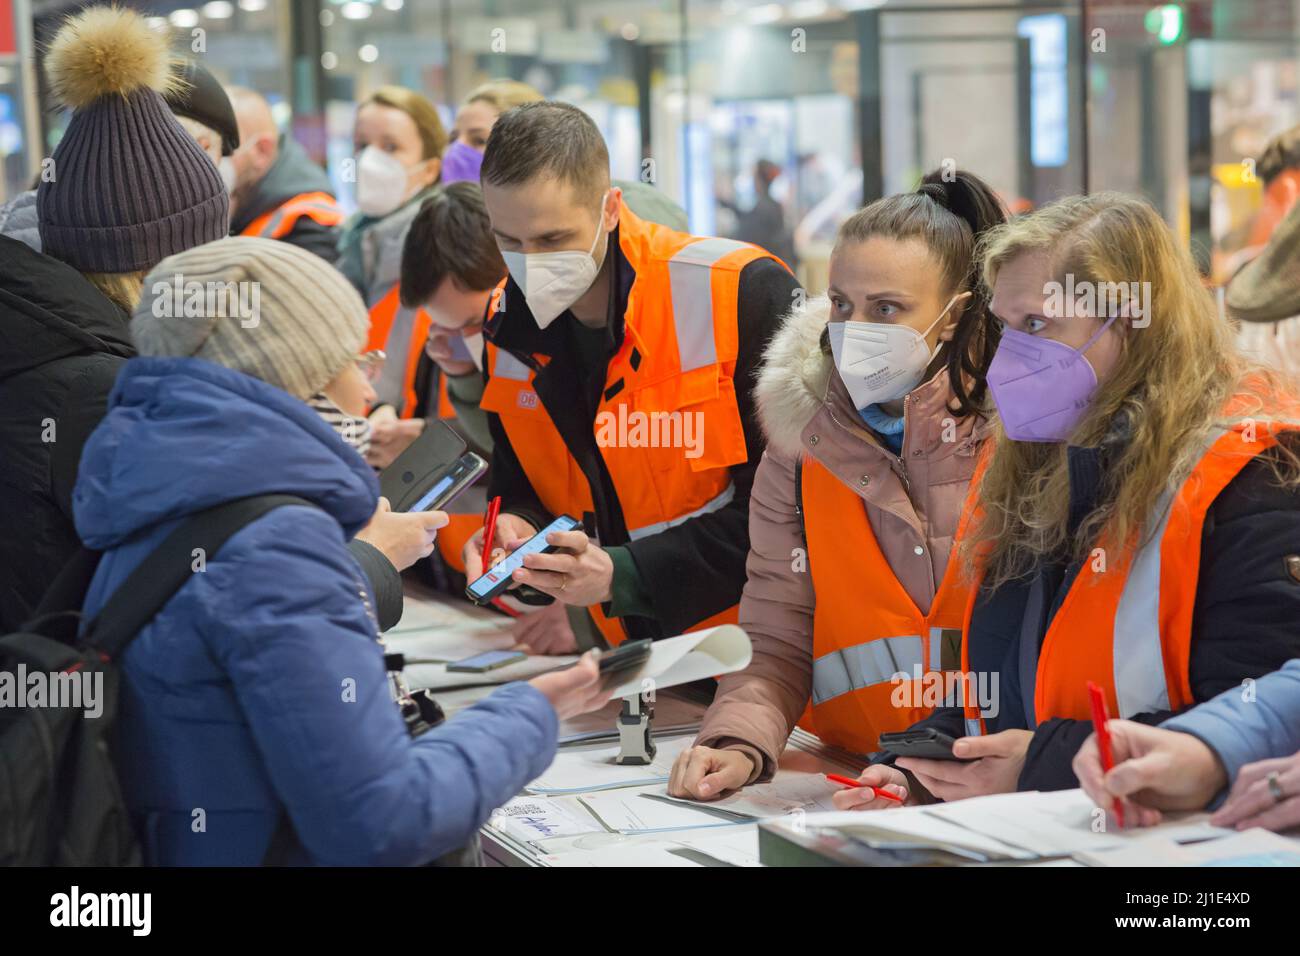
[72,236,608,865]
[0,6,229,630]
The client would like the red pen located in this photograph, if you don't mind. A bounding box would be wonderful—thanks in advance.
[481,495,502,566]
[825,772,904,803]
[1087,680,1125,829]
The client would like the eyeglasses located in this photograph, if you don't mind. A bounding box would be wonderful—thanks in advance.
[356,349,386,383]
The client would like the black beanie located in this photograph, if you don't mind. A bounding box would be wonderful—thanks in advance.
[36,6,230,274]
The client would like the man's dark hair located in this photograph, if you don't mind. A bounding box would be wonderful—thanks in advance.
[1257,124,1300,186]
[480,101,609,202]
[400,181,506,308]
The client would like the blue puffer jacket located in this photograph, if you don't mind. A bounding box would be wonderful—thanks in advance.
[73,357,558,865]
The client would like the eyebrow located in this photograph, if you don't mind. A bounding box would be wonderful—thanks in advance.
[827,287,915,302]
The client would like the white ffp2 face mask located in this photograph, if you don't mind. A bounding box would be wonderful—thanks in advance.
[218,156,237,195]
[501,191,609,329]
[463,330,484,371]
[828,293,965,409]
[356,145,414,218]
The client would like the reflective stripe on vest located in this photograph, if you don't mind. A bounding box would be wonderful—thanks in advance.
[240,191,343,240]
[366,284,431,418]
[479,203,783,644]
[668,237,751,372]
[626,481,735,541]
[799,455,979,753]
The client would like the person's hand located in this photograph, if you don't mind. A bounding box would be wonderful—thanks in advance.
[897,729,1032,802]
[462,512,538,582]
[667,746,758,801]
[1072,720,1227,828]
[1211,752,1300,832]
[424,328,476,376]
[510,601,579,655]
[354,498,447,571]
[830,765,914,810]
[512,529,613,606]
[366,412,424,470]
[528,651,608,720]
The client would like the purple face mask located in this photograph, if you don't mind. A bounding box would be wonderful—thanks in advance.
[441,140,484,184]
[986,314,1119,442]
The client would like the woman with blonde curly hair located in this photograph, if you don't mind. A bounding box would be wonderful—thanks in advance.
[836,192,1300,812]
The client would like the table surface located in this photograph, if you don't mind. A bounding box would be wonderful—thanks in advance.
[386,585,867,867]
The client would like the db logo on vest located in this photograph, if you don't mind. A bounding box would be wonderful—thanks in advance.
[517,391,539,410]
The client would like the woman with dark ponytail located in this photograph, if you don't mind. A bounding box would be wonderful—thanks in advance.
[668,169,1006,801]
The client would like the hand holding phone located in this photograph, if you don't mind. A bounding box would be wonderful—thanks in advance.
[465,515,582,605]
[877,728,973,761]
[462,511,541,584]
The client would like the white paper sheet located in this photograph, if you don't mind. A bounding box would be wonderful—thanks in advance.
[487,795,605,842]
[775,808,1034,861]
[579,786,749,834]
[1074,827,1300,867]
[925,789,1232,856]
[525,734,696,794]
[602,625,752,700]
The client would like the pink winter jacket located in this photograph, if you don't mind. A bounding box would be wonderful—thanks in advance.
[695,295,990,781]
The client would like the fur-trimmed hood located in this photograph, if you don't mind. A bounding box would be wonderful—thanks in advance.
[754,295,836,459]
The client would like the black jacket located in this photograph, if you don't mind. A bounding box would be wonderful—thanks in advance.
[229,135,340,264]
[888,433,1300,791]
[483,226,797,639]
[0,235,402,632]
[0,236,135,630]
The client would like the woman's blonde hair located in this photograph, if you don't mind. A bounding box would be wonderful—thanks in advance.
[965,192,1300,588]
[84,271,145,313]
[465,79,543,113]
[364,85,447,161]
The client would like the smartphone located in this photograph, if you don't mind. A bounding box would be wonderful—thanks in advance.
[597,639,652,677]
[877,728,972,761]
[379,420,483,513]
[406,452,487,513]
[464,514,582,605]
[445,649,528,673]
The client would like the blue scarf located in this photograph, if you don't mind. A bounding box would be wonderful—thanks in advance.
[857,403,905,454]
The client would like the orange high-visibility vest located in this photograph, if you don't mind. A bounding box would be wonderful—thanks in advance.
[961,410,1300,737]
[798,456,978,754]
[240,191,344,241]
[365,285,452,420]
[478,203,783,645]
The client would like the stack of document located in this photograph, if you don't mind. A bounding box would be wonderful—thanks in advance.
[757,789,1241,865]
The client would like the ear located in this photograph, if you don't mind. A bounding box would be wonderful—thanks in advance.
[603,186,622,232]
[938,291,973,342]
[415,156,441,190]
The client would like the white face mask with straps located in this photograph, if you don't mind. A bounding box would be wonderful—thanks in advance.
[828,292,968,409]
[501,190,610,330]
[355,145,419,218]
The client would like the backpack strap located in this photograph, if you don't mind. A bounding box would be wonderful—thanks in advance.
[85,494,316,660]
